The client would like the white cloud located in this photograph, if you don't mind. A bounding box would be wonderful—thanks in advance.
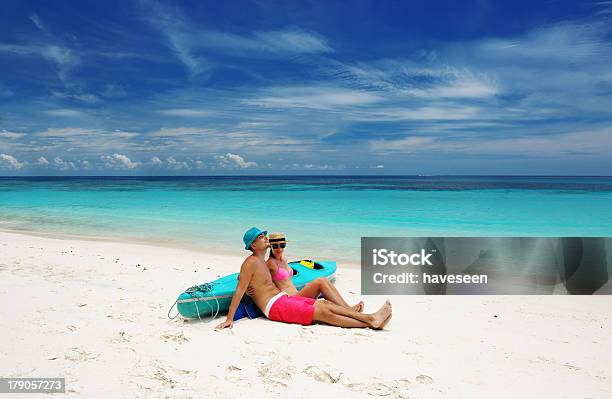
[226,153,257,168]
[53,157,76,170]
[148,127,212,137]
[246,86,383,109]
[108,131,139,139]
[139,0,212,76]
[144,127,305,153]
[101,153,140,169]
[230,153,254,168]
[140,1,331,76]
[150,156,163,165]
[0,43,79,81]
[468,23,605,64]
[114,153,139,169]
[157,109,208,117]
[37,156,49,166]
[215,153,257,169]
[405,75,498,99]
[235,122,277,129]
[79,160,92,170]
[355,106,481,122]
[461,127,612,157]
[0,44,34,55]
[167,156,190,170]
[44,109,86,117]
[282,163,338,170]
[369,127,612,157]
[252,29,332,54]
[371,136,438,153]
[333,60,499,99]
[0,154,25,169]
[42,46,79,81]
[36,128,96,137]
[0,130,26,139]
[29,14,46,31]
[52,91,100,103]
[193,28,333,56]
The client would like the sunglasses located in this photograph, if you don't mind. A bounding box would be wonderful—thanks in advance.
[271,243,286,249]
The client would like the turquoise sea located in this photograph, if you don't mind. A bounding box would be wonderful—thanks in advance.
[1,176,612,263]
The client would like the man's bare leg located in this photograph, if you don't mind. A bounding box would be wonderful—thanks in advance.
[378,313,392,330]
[326,299,391,328]
[313,299,391,329]
[314,313,370,328]
[297,278,364,312]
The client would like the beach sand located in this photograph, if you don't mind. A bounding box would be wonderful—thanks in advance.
[1,230,611,398]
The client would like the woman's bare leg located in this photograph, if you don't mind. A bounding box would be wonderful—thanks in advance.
[297,278,364,311]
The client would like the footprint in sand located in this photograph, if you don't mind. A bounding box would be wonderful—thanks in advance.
[302,365,342,384]
[297,327,315,340]
[224,365,244,382]
[106,314,135,323]
[346,381,394,397]
[135,360,196,390]
[64,347,100,362]
[416,374,434,384]
[563,363,580,371]
[258,360,295,387]
[345,377,415,397]
[108,331,130,344]
[151,364,177,388]
[160,331,189,344]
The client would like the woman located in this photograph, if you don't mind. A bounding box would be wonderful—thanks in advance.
[266,232,364,312]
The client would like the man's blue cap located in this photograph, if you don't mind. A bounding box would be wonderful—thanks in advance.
[243,227,267,250]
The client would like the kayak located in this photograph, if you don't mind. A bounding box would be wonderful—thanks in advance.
[175,260,337,319]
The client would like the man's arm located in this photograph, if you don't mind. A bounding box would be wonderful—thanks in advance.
[215,258,254,329]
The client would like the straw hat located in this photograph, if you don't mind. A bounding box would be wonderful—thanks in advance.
[268,232,288,244]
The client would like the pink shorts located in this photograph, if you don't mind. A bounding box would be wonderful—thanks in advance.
[268,295,316,326]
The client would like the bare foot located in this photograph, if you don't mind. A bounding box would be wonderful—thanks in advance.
[351,301,364,312]
[369,300,392,329]
[378,313,392,330]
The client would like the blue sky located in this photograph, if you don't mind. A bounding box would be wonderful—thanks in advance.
[1,0,611,175]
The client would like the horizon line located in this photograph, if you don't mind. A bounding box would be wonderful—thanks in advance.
[1,174,612,178]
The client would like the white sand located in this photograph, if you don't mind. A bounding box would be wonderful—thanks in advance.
[0,230,611,398]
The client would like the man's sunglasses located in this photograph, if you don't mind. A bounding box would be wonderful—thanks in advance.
[271,243,286,249]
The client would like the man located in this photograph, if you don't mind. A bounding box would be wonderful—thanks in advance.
[215,227,392,330]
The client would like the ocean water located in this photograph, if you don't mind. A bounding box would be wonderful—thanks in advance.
[1,176,612,263]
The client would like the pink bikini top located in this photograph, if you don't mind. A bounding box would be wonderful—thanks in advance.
[272,262,293,282]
